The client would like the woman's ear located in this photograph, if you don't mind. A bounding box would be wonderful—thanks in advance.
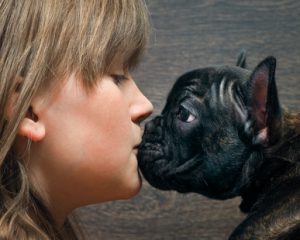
[6,77,46,142]
[17,106,45,142]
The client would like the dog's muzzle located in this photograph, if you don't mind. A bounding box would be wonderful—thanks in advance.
[137,116,173,190]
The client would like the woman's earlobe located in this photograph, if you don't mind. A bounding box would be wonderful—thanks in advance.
[5,77,46,142]
[17,107,45,142]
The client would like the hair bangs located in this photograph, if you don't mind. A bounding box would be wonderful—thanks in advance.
[78,0,150,88]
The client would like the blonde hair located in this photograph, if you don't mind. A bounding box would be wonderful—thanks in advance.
[0,0,150,239]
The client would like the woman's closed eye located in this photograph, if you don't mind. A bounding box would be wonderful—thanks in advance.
[111,74,128,85]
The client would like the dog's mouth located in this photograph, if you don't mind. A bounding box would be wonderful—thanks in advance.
[137,116,173,190]
[137,140,170,190]
[138,115,205,193]
[137,119,198,192]
[138,140,203,192]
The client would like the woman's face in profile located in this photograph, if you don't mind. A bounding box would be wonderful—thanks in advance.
[26,69,153,216]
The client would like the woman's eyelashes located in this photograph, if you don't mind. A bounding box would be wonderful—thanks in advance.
[111,74,128,85]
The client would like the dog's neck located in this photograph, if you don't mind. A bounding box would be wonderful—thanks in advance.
[240,110,300,213]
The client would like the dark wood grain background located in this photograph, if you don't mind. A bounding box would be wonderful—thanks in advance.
[76,1,300,239]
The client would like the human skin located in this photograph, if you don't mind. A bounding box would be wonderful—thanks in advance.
[15,66,153,225]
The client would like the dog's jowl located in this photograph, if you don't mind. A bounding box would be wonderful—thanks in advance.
[138,54,300,240]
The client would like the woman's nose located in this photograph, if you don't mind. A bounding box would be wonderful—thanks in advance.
[130,88,153,124]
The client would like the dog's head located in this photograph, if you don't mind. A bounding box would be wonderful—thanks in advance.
[138,56,282,200]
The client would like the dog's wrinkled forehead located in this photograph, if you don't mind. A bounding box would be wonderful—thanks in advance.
[163,66,251,113]
[173,67,250,97]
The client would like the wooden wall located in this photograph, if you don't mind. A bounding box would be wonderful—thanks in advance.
[77,1,300,239]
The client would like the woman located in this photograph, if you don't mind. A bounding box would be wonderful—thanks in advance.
[0,0,153,239]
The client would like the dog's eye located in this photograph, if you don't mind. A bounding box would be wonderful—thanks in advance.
[176,105,196,123]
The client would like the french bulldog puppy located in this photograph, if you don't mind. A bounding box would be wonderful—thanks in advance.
[138,53,300,239]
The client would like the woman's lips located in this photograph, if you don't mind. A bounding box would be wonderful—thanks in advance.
[133,140,141,154]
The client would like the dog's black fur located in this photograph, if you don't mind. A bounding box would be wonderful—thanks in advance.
[138,53,300,239]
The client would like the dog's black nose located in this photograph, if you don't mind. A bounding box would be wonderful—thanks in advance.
[154,116,164,126]
[144,116,163,133]
[144,120,153,133]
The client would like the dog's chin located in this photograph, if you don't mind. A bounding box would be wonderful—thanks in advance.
[138,149,171,190]
[140,169,173,191]
[138,148,197,193]
[140,166,199,194]
[139,165,193,193]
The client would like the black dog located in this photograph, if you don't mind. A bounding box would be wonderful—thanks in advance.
[138,53,300,239]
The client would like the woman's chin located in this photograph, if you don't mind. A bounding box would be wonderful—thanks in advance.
[120,172,142,200]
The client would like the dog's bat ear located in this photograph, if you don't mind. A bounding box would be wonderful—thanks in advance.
[236,49,247,68]
[245,56,282,146]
